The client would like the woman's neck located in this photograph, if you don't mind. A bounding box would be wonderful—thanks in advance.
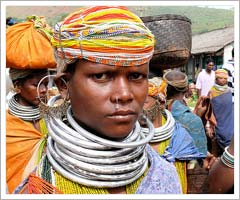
[17,94,33,107]
[171,93,185,101]
[167,94,187,110]
[152,113,162,128]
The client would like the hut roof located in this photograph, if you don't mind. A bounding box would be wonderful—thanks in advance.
[191,26,234,54]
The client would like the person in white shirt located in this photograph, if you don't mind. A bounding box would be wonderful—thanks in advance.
[196,59,215,97]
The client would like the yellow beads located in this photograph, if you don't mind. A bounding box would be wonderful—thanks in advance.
[54,170,147,194]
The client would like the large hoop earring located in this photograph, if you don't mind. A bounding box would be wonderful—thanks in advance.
[142,99,161,122]
[37,74,70,119]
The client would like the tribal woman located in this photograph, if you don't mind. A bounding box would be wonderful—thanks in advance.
[208,69,234,155]
[6,16,56,193]
[11,6,182,194]
[163,70,208,157]
[141,76,206,193]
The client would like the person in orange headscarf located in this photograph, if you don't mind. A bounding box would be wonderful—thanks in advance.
[6,15,56,193]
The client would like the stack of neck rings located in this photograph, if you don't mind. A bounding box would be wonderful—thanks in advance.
[47,95,154,187]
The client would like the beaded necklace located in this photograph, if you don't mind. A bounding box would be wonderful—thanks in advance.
[211,83,229,96]
[142,99,161,122]
[53,169,146,194]
[213,83,228,92]
[39,155,146,194]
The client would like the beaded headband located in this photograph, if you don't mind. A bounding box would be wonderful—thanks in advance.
[51,6,155,72]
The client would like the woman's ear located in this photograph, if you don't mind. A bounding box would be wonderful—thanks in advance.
[13,80,22,93]
[54,73,70,100]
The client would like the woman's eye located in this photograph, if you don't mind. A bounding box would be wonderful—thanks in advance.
[129,73,145,80]
[32,83,38,87]
[34,81,48,88]
[92,73,111,81]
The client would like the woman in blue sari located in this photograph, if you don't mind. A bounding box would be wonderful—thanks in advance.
[208,69,234,154]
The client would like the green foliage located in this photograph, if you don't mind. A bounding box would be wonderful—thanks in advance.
[47,13,69,27]
[129,6,234,34]
[10,6,234,35]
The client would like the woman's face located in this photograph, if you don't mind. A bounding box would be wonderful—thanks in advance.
[216,77,228,86]
[143,96,156,110]
[68,60,149,140]
[18,74,48,106]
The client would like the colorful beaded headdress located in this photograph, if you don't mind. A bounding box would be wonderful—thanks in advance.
[148,77,167,97]
[51,6,155,71]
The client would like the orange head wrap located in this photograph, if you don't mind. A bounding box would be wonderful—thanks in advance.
[6,15,56,69]
[148,77,167,98]
[215,69,228,79]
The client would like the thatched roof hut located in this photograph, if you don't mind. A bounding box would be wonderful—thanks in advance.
[191,26,234,55]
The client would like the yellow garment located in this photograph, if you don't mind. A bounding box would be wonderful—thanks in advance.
[54,168,146,194]
[210,85,229,98]
[156,116,188,194]
[6,111,48,193]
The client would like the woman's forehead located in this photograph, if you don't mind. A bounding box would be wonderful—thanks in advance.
[74,60,149,72]
[25,73,48,83]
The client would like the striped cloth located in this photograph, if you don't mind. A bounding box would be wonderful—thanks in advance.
[51,6,155,71]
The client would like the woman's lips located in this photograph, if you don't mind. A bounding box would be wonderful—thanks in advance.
[108,110,136,121]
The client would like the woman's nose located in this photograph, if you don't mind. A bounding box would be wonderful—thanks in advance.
[112,78,133,103]
[39,84,48,93]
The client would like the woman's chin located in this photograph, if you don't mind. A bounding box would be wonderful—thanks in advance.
[98,127,134,141]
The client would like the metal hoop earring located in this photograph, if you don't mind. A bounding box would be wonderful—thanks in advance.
[142,99,161,122]
[37,74,70,119]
